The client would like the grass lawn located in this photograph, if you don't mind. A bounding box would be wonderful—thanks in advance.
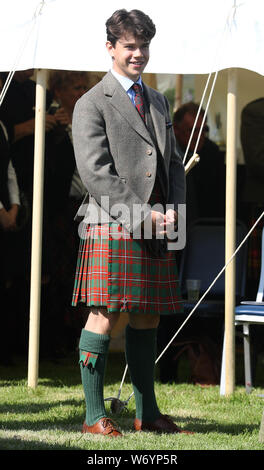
[0,351,263,454]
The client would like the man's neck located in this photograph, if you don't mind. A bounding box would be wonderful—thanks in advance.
[111,68,142,88]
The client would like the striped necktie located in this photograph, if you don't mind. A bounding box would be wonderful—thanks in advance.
[132,83,145,122]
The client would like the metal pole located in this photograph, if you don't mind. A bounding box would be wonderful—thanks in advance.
[174,74,183,112]
[259,410,264,442]
[224,68,237,395]
[27,69,47,389]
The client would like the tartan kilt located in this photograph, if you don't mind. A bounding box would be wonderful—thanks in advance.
[71,221,183,315]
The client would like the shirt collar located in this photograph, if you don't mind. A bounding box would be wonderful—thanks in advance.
[110,69,143,92]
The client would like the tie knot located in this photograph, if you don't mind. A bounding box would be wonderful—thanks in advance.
[132,83,142,94]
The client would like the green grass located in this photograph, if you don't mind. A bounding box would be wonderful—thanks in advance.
[0,352,263,451]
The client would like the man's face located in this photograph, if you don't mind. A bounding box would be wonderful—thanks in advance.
[106,32,150,81]
[55,78,88,113]
[174,112,206,153]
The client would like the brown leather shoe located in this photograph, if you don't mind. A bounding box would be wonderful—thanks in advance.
[134,414,194,434]
[82,418,122,437]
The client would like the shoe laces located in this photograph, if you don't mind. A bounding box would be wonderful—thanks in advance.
[101,417,120,434]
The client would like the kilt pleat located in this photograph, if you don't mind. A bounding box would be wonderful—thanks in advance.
[72,223,109,306]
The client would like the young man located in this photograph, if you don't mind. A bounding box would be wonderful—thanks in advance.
[72,9,191,437]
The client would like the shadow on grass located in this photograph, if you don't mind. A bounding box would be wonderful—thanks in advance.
[1,350,264,389]
[0,436,84,451]
[167,414,260,435]
[0,352,128,388]
[0,398,83,415]
[0,350,263,449]
[0,403,260,438]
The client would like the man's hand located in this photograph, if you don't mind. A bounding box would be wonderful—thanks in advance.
[45,114,58,132]
[151,210,166,237]
[164,208,178,240]
[53,107,71,127]
[14,114,58,141]
[141,209,178,239]
[151,209,178,239]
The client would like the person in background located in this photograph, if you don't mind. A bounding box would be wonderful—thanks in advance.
[173,102,225,225]
[0,69,88,359]
[40,70,90,356]
[0,69,59,283]
[47,70,89,216]
[0,69,76,359]
[0,70,56,206]
[0,75,21,364]
[157,102,226,385]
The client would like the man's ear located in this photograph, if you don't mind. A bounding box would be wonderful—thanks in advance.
[106,41,115,59]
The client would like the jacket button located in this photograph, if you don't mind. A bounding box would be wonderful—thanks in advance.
[146,171,152,177]
[146,149,152,155]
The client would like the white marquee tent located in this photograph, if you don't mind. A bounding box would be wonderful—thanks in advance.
[1,0,264,394]
[1,0,264,75]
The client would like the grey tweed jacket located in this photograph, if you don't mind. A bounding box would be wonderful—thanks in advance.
[72,71,185,232]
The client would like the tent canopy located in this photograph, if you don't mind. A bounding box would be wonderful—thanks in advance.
[0,0,264,75]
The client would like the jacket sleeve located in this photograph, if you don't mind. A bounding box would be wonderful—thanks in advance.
[164,96,186,209]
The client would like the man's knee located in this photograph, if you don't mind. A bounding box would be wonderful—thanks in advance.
[85,307,120,335]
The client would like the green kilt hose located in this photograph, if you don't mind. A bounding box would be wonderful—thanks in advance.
[71,221,183,315]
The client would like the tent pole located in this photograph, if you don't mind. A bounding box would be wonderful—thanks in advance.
[27,69,47,389]
[224,68,237,396]
[174,74,183,112]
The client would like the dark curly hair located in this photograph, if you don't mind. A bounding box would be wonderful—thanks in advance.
[106,9,156,46]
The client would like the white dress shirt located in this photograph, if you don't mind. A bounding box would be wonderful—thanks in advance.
[110,69,143,105]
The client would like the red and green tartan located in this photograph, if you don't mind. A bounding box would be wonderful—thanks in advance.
[79,350,98,368]
[72,179,183,315]
[72,221,183,315]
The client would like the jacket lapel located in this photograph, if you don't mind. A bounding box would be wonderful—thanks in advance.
[103,72,153,145]
[144,85,166,156]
